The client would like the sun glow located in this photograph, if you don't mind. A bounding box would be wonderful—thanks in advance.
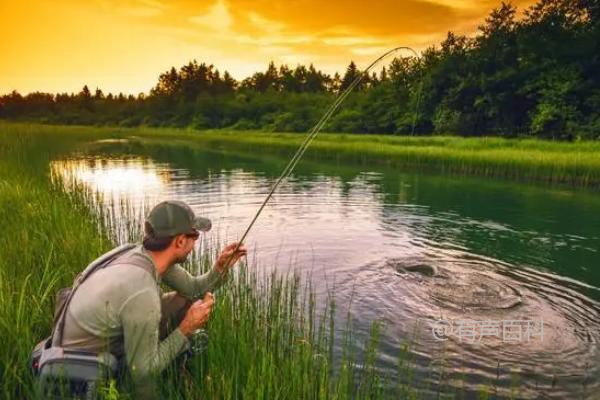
[1,0,535,95]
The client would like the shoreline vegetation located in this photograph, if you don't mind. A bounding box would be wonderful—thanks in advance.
[3,121,600,188]
[1,2,599,141]
[0,121,558,399]
[0,122,470,398]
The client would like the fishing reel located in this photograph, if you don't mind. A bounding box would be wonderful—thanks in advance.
[189,328,209,355]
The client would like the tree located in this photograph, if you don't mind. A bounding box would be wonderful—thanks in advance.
[279,64,298,92]
[379,66,388,82]
[339,61,362,92]
[248,62,280,92]
[479,1,517,38]
[152,67,180,96]
[94,88,105,100]
[292,65,307,92]
[78,85,91,100]
[331,72,341,93]
[305,64,329,92]
[78,85,93,111]
[222,71,237,93]
[2,0,599,138]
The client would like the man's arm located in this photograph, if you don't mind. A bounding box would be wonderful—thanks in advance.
[162,242,247,299]
[120,288,189,399]
[161,264,226,300]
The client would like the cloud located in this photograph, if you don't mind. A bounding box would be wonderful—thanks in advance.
[151,0,536,70]
[350,46,393,56]
[257,45,293,55]
[189,0,233,32]
[321,36,385,46]
[117,5,164,17]
[235,33,313,46]
[138,0,169,10]
[227,0,464,36]
[1,0,539,94]
[96,0,169,17]
[247,11,286,34]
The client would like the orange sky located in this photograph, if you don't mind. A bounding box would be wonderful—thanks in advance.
[0,0,535,96]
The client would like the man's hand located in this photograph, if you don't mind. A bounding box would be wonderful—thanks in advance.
[215,242,247,273]
[178,292,214,337]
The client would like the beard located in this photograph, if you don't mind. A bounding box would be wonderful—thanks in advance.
[174,251,191,264]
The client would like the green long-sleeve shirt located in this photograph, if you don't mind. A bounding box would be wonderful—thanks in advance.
[62,244,225,398]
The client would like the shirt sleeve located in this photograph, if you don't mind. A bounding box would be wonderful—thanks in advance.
[119,288,189,399]
[162,264,227,300]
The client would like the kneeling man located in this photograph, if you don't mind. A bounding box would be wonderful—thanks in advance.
[61,200,247,398]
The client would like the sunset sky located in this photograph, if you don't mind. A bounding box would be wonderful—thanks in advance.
[1,0,535,96]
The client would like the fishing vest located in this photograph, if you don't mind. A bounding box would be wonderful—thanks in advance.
[30,243,155,398]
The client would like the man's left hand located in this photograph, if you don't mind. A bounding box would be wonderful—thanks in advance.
[215,242,247,273]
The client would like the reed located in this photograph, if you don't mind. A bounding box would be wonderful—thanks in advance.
[4,121,598,188]
[0,122,417,399]
[0,121,569,398]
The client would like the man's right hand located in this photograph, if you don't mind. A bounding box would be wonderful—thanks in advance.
[178,292,214,337]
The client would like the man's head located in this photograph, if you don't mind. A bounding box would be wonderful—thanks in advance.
[142,200,211,263]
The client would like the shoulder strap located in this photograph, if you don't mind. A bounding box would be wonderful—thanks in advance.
[77,243,138,284]
[106,249,156,277]
[51,243,138,347]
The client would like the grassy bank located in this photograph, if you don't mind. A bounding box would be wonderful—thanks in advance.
[0,125,116,398]
[0,124,454,398]
[161,129,600,188]
[4,120,600,188]
[1,121,579,399]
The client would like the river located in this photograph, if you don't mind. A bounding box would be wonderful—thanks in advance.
[51,138,600,399]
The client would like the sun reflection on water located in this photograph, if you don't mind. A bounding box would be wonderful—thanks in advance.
[53,157,166,192]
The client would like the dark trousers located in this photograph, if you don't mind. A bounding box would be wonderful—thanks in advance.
[159,291,192,340]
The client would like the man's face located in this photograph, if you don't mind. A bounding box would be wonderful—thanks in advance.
[172,231,199,264]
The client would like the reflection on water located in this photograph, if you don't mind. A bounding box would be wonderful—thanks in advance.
[51,151,600,399]
[51,157,168,203]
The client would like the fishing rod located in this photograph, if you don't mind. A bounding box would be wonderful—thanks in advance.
[221,46,421,268]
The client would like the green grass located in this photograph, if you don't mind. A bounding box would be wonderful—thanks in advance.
[3,120,599,188]
[0,121,582,399]
[0,123,437,399]
[185,131,600,188]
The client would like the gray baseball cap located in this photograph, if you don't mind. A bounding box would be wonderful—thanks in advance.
[146,200,211,237]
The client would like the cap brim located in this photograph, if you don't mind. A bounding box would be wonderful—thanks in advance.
[192,216,212,232]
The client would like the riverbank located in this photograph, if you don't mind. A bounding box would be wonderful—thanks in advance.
[0,122,440,399]
[4,120,599,188]
[2,121,590,398]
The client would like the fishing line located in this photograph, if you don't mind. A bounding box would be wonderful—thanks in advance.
[223,46,422,263]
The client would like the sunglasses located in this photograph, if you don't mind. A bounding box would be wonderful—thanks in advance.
[185,231,200,240]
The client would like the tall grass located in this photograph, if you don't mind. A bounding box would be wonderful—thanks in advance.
[0,125,115,398]
[3,121,599,188]
[0,123,440,398]
[172,131,600,188]
[0,121,573,399]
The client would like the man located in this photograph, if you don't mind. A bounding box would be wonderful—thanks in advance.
[60,200,247,398]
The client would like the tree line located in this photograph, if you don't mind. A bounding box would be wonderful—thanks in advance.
[1,0,598,139]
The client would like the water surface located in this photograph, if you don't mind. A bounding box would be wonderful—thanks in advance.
[52,139,600,399]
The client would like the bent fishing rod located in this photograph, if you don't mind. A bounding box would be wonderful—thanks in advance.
[221,46,421,267]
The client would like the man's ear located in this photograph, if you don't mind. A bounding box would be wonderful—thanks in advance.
[173,234,186,249]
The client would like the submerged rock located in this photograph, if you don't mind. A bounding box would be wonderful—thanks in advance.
[387,259,438,277]
[386,257,522,311]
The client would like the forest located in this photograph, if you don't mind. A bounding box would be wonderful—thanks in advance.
[1,0,598,140]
